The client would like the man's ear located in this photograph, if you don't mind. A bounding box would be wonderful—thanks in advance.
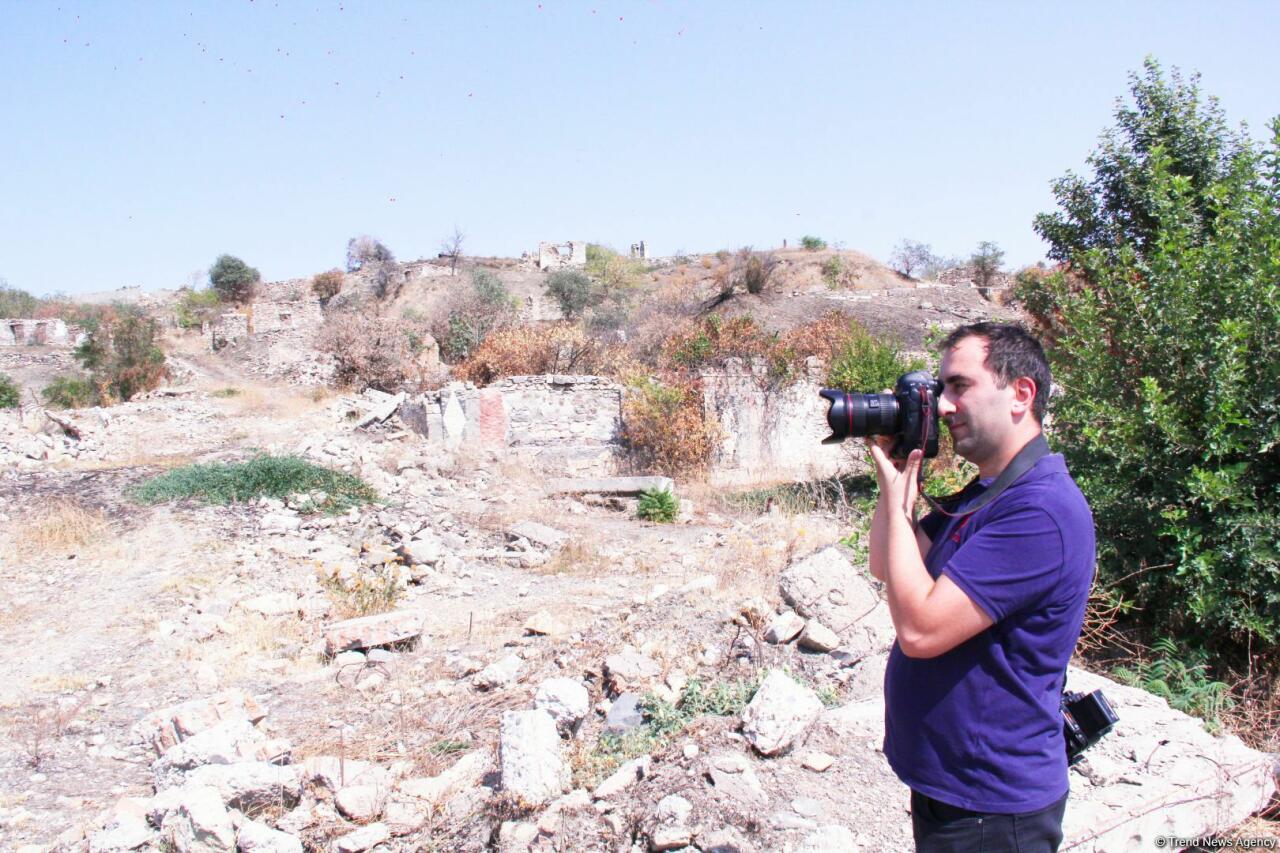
[1011,377,1037,414]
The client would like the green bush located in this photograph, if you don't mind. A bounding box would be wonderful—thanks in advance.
[825,324,924,393]
[41,375,97,409]
[1112,639,1233,731]
[74,308,168,403]
[1028,59,1280,666]
[436,269,518,362]
[132,454,378,514]
[209,255,260,304]
[545,269,594,319]
[637,488,678,523]
[969,241,1005,288]
[799,235,827,251]
[0,280,40,317]
[820,256,844,288]
[0,373,20,408]
[175,288,223,330]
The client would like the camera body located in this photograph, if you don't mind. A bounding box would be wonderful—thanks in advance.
[1062,689,1119,765]
[820,370,942,459]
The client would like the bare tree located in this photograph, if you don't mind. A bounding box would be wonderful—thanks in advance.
[440,225,465,276]
[889,239,940,278]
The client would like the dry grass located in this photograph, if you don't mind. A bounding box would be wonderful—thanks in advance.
[7,498,110,555]
[538,539,611,576]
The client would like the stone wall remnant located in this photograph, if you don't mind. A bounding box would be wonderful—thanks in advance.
[537,241,587,271]
[0,318,86,347]
[629,240,648,259]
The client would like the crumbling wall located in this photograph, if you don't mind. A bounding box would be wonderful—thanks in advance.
[0,318,86,348]
[537,241,587,271]
[401,375,623,474]
[701,359,862,487]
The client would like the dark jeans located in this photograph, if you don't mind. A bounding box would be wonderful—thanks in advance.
[911,790,1067,853]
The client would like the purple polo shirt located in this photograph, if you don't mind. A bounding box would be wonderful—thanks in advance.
[883,453,1095,813]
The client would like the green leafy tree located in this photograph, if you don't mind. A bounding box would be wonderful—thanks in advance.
[175,288,223,329]
[208,255,260,304]
[0,279,40,317]
[545,269,595,319]
[1028,60,1280,667]
[889,240,940,278]
[969,241,1005,288]
[799,235,827,251]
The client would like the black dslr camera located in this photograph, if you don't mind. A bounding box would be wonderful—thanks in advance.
[1062,689,1119,765]
[819,370,942,459]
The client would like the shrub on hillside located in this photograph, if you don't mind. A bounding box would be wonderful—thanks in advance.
[345,235,395,272]
[311,269,345,303]
[0,280,40,317]
[0,373,20,408]
[1027,59,1280,670]
[316,307,430,392]
[209,255,260,304]
[175,288,223,330]
[622,377,720,476]
[738,248,779,295]
[454,323,613,386]
[434,269,518,363]
[545,270,594,319]
[799,235,827,251]
[825,321,924,393]
[662,314,793,381]
[637,488,679,523]
[73,308,169,403]
[41,375,97,409]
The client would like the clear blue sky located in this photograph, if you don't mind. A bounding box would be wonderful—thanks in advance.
[2,1,1277,296]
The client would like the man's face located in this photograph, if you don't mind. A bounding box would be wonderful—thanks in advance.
[937,336,1017,467]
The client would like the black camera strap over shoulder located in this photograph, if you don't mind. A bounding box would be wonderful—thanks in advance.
[920,433,1052,519]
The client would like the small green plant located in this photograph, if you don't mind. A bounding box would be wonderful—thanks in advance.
[820,255,845,288]
[41,375,97,409]
[1112,638,1233,732]
[132,454,378,514]
[545,269,594,318]
[0,373,20,408]
[799,235,827,251]
[571,675,762,788]
[322,567,402,619]
[637,488,679,523]
[210,387,241,398]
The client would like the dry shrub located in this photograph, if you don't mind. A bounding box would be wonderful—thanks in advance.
[780,311,862,363]
[11,498,110,553]
[621,377,721,476]
[661,314,791,381]
[455,322,620,386]
[315,307,432,392]
[311,269,344,301]
[539,539,609,576]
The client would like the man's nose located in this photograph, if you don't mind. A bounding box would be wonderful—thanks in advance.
[937,393,957,417]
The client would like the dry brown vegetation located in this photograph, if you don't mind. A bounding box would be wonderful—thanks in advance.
[8,498,110,554]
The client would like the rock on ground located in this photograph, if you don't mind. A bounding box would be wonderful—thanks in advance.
[741,669,824,756]
[796,825,860,852]
[534,677,589,735]
[499,709,570,806]
[160,785,235,853]
[236,819,303,853]
[603,649,661,695]
[323,609,427,655]
[779,547,893,652]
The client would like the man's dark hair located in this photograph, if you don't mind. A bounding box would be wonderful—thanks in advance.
[939,322,1051,422]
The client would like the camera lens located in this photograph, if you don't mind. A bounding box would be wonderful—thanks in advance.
[819,389,899,444]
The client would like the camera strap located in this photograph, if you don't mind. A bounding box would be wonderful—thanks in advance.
[920,433,1052,519]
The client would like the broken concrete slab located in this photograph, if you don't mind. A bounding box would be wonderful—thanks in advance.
[132,690,266,757]
[355,391,406,428]
[506,521,568,550]
[547,476,675,497]
[323,610,427,655]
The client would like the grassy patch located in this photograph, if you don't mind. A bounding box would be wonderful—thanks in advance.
[571,675,762,788]
[210,387,241,398]
[723,474,876,517]
[636,488,678,523]
[131,454,378,514]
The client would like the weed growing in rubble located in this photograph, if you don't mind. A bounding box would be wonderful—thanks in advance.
[0,373,19,408]
[636,488,678,523]
[131,454,378,514]
[321,567,402,619]
[571,675,763,788]
[1112,638,1233,732]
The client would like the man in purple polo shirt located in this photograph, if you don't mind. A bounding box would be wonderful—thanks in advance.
[866,322,1095,853]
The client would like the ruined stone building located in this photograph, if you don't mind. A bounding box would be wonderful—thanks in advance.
[0,318,86,347]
